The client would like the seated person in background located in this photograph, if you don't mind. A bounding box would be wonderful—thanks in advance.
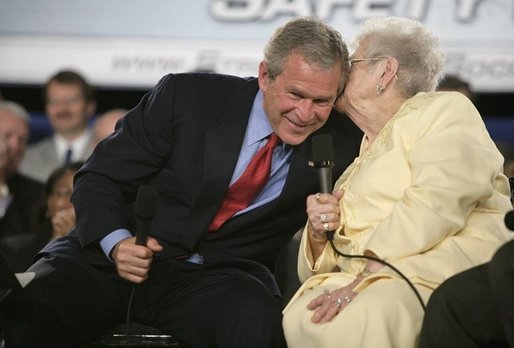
[0,101,44,247]
[20,70,96,182]
[1,162,83,272]
[282,16,512,348]
[419,237,514,348]
[436,74,476,103]
[0,17,363,347]
[90,108,127,149]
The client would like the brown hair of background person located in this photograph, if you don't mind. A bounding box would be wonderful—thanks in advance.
[42,70,95,106]
[436,74,476,103]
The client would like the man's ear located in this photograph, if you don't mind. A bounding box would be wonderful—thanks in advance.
[258,61,269,92]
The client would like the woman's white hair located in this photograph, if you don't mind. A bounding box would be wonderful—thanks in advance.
[353,16,445,97]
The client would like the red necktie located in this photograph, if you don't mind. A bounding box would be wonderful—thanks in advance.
[208,133,281,231]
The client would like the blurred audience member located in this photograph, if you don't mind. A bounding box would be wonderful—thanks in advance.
[20,70,96,182]
[91,108,127,148]
[436,74,476,103]
[0,101,44,244]
[0,162,82,272]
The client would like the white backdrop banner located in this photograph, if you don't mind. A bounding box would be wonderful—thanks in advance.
[0,0,513,92]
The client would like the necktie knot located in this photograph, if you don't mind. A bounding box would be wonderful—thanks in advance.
[265,133,281,150]
[208,132,281,231]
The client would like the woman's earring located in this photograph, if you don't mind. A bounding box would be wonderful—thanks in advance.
[376,83,384,95]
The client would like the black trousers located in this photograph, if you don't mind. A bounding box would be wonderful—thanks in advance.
[419,240,514,348]
[1,253,287,348]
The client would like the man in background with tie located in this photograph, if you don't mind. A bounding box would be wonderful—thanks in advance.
[1,17,362,347]
[19,70,96,182]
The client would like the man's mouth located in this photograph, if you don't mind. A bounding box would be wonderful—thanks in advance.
[285,115,314,128]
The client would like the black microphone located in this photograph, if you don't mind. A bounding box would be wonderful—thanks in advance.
[311,134,335,194]
[134,185,159,246]
[504,210,514,231]
[311,134,335,240]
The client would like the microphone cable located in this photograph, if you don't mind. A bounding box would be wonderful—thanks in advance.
[125,286,136,348]
[125,185,159,348]
[325,230,426,311]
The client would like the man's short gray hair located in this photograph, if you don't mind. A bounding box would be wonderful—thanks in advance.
[264,16,349,92]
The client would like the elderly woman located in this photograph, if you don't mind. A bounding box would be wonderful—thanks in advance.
[282,17,512,348]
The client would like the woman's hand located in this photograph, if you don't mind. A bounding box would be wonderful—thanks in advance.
[307,281,358,324]
[306,189,344,244]
[307,259,384,324]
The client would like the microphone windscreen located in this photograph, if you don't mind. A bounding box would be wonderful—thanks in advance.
[135,185,159,220]
[312,134,334,163]
[504,210,514,231]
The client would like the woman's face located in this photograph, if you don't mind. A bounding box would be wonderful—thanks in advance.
[335,45,380,118]
[47,170,75,217]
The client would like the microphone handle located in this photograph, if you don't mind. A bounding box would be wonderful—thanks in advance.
[135,219,151,246]
[318,167,333,194]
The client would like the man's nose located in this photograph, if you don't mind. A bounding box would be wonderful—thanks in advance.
[296,99,314,120]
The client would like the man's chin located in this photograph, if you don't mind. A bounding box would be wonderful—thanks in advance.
[279,133,310,146]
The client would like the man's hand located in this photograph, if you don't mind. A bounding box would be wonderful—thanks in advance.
[111,236,163,283]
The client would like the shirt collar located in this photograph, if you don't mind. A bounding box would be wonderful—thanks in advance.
[54,129,92,160]
[246,90,274,147]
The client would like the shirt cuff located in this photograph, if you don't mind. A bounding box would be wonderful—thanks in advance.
[100,229,132,261]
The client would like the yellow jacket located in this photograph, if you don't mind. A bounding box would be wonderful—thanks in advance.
[296,91,512,296]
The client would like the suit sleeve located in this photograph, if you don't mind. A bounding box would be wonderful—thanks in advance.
[72,74,178,247]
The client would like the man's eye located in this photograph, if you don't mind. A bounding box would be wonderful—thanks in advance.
[315,100,331,107]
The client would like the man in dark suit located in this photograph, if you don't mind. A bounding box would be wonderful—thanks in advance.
[1,17,362,347]
[0,101,45,268]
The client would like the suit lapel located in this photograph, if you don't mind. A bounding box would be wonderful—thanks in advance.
[276,139,317,204]
[178,79,259,250]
